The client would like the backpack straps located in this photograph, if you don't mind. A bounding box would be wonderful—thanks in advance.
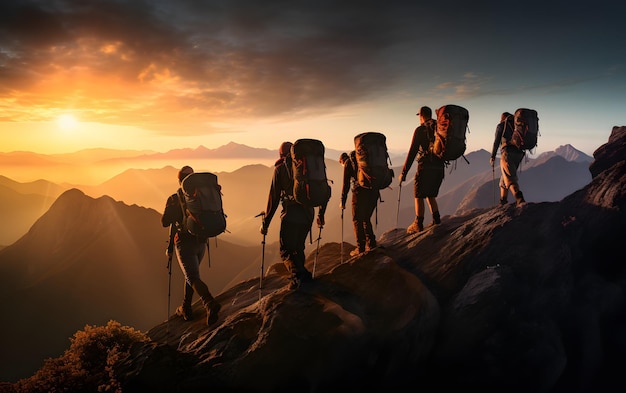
[176,188,187,231]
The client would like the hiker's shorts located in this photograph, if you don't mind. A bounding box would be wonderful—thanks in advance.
[500,146,525,189]
[415,162,444,198]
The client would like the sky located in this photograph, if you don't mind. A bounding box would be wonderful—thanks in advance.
[1,0,625,158]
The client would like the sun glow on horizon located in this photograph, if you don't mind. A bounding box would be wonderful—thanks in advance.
[57,113,79,132]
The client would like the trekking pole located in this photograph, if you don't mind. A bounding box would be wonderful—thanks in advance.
[313,225,322,278]
[340,208,344,264]
[255,211,266,299]
[166,224,175,335]
[396,182,402,228]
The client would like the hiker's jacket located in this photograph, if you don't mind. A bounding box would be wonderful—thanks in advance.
[492,117,521,155]
[264,157,315,227]
[162,192,183,227]
[162,191,198,239]
[401,118,444,177]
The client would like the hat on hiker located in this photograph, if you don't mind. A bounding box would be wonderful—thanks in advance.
[178,165,194,182]
[416,106,432,118]
[279,142,293,158]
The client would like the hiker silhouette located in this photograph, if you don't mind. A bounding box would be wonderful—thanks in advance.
[399,106,444,233]
[161,165,221,325]
[490,112,526,207]
[339,151,378,256]
[260,142,327,290]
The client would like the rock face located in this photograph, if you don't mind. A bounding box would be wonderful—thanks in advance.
[119,127,626,392]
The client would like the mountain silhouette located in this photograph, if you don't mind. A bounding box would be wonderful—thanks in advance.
[0,176,66,246]
[0,143,592,249]
[0,189,269,382]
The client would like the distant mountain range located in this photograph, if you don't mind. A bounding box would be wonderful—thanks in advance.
[0,141,595,382]
[0,143,593,248]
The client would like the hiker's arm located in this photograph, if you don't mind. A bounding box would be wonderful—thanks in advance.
[262,167,282,230]
[490,122,504,165]
[340,161,351,209]
[166,224,176,257]
[161,194,179,227]
[317,202,327,227]
[400,127,420,182]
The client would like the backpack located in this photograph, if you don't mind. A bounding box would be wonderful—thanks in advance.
[424,118,439,157]
[510,108,539,151]
[354,132,394,190]
[434,105,470,161]
[291,138,332,208]
[178,172,227,238]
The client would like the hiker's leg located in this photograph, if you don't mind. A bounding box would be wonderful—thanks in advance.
[426,197,441,224]
[352,190,367,252]
[176,281,195,321]
[280,220,310,287]
[500,148,519,204]
[357,188,377,250]
[407,198,425,233]
[499,179,509,204]
[179,236,219,325]
[294,222,312,281]
[353,218,366,252]
[188,271,220,326]
[280,221,298,278]
[189,277,220,326]
[416,197,425,219]
[409,169,426,233]
[509,183,525,206]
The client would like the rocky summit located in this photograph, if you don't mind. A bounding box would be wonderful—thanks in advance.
[118,127,626,392]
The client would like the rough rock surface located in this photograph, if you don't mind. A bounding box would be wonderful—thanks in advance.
[119,127,626,393]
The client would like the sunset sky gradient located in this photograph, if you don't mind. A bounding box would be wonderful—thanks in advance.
[1,0,624,156]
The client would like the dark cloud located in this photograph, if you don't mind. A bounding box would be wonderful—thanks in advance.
[0,0,625,133]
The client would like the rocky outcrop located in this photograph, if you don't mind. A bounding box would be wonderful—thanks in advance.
[119,127,626,392]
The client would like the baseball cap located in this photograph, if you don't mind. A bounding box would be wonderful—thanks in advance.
[416,106,432,118]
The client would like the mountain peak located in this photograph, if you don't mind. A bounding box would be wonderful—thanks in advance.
[536,144,592,163]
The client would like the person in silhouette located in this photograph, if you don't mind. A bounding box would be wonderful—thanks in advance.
[490,112,526,206]
[339,151,378,256]
[260,142,326,290]
[399,106,444,233]
[161,165,221,325]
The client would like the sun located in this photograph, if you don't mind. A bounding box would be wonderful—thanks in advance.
[57,113,79,131]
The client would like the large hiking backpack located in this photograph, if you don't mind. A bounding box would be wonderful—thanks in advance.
[179,172,227,238]
[354,132,394,190]
[291,138,332,207]
[511,108,539,151]
[434,104,470,161]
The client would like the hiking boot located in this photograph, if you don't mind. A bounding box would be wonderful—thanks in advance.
[515,191,526,207]
[288,276,301,290]
[350,248,364,257]
[499,198,508,206]
[175,304,194,321]
[407,220,424,234]
[205,301,221,326]
[432,211,441,225]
